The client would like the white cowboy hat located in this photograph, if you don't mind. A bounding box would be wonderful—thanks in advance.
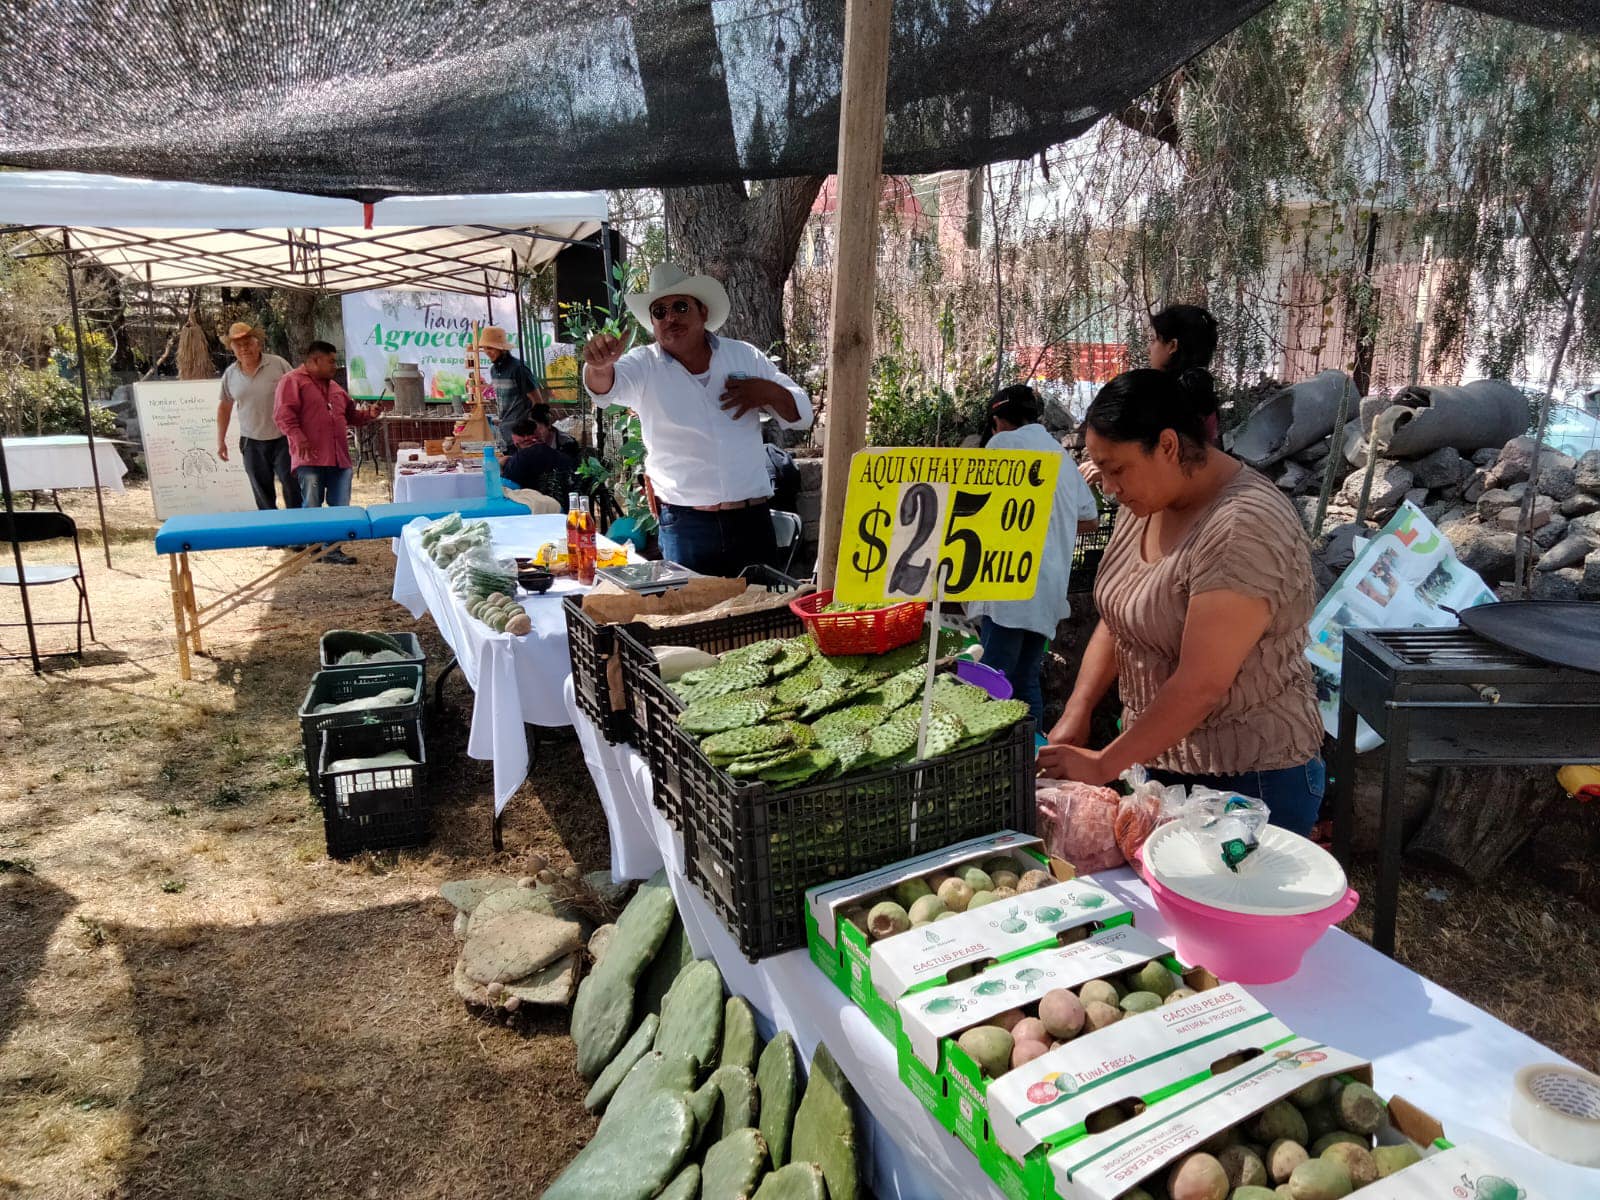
[625,263,730,332]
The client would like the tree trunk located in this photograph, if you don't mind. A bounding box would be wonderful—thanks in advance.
[280,291,321,362]
[664,177,825,370]
[1406,766,1557,880]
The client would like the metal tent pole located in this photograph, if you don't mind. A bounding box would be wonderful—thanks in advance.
[0,438,43,673]
[62,232,113,568]
[596,221,616,460]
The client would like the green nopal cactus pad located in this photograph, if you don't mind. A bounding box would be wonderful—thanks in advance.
[690,1074,723,1153]
[544,1090,695,1200]
[570,869,678,1080]
[711,1064,761,1139]
[963,697,1030,739]
[654,959,725,1069]
[703,723,793,759]
[598,1051,701,1137]
[768,639,814,679]
[658,1163,702,1200]
[701,1126,769,1200]
[756,1032,800,1169]
[759,748,837,788]
[680,689,776,734]
[797,685,853,720]
[721,996,761,1073]
[752,1163,828,1200]
[791,1042,860,1200]
[811,704,884,746]
[583,1013,660,1114]
[774,662,824,706]
[639,915,697,1019]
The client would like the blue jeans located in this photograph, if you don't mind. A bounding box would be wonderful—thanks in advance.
[1148,760,1327,837]
[659,503,778,577]
[296,466,352,508]
[978,617,1047,730]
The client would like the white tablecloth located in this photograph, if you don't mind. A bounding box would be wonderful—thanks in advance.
[392,512,617,813]
[2,434,127,492]
[392,464,488,506]
[566,690,1595,1200]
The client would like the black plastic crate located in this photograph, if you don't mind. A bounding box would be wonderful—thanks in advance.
[567,565,803,750]
[298,664,425,798]
[670,710,1035,961]
[316,721,430,858]
[318,631,426,673]
[622,605,807,830]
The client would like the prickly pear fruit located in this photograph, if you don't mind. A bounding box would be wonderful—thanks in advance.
[867,900,910,939]
[992,885,1018,898]
[1116,1189,1156,1200]
[1290,1077,1331,1108]
[1267,1138,1309,1183]
[967,890,999,909]
[893,877,933,908]
[958,1025,1014,1077]
[1302,1100,1339,1143]
[701,1126,768,1200]
[1287,1157,1353,1199]
[1319,1141,1377,1187]
[1120,990,1162,1014]
[1011,1040,1051,1070]
[841,907,869,936]
[991,870,1020,890]
[751,1162,828,1199]
[908,894,946,926]
[1167,1151,1229,1200]
[936,878,974,912]
[1219,1144,1269,1189]
[1233,1189,1280,1200]
[756,1032,799,1169]
[722,996,761,1073]
[1334,1081,1387,1135]
[1079,979,1121,1007]
[925,871,955,893]
[1128,959,1176,999]
[1017,869,1053,892]
[958,865,994,892]
[1252,1101,1310,1147]
[1164,986,1197,1004]
[988,1008,1025,1032]
[982,855,1024,878]
[933,911,959,922]
[584,1013,661,1113]
[1083,1000,1122,1031]
[1011,1016,1049,1044]
[1311,1132,1367,1156]
[1372,1144,1421,1178]
[1039,989,1085,1039]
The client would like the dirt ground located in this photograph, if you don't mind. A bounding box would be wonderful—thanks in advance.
[1,475,1597,1198]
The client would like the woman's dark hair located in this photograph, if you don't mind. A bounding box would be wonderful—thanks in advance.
[1150,304,1219,376]
[982,384,1043,445]
[1085,368,1216,464]
[528,403,555,428]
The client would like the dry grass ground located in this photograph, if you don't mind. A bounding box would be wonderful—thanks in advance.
[0,475,1596,1199]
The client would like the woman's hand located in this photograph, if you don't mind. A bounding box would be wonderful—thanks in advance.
[1036,743,1116,785]
[1048,707,1091,748]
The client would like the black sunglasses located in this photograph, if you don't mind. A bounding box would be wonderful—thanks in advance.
[649,299,695,321]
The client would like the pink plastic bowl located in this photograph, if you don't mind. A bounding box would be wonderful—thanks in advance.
[1139,846,1359,984]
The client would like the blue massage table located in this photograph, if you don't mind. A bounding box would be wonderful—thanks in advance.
[155,497,529,678]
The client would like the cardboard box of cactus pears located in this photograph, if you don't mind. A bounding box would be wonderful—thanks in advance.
[892,921,1219,1183]
[1044,1039,1457,1200]
[803,831,1131,1040]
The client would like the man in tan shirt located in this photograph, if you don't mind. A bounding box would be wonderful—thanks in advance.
[217,321,299,509]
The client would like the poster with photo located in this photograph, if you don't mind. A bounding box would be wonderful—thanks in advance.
[1305,502,1496,751]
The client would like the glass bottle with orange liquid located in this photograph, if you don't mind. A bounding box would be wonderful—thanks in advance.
[577,497,597,585]
[565,492,581,572]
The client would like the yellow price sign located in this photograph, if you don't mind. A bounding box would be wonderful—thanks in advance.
[834,448,1060,605]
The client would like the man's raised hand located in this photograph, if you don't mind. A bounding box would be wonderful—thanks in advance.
[582,333,626,368]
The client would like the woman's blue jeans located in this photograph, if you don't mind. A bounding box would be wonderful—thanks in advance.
[978,617,1047,730]
[1147,759,1327,837]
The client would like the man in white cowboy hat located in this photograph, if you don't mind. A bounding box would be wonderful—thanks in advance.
[476,325,545,448]
[581,262,812,577]
[216,320,299,510]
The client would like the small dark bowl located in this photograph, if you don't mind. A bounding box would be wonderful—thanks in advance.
[517,568,555,595]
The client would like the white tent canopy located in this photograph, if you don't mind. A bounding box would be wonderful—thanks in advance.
[0,171,609,294]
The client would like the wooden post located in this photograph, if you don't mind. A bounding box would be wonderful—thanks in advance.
[815,0,894,589]
[168,554,191,680]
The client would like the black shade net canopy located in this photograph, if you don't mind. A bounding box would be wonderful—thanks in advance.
[3,0,1597,203]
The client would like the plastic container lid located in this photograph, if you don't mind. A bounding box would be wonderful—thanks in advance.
[1141,820,1348,916]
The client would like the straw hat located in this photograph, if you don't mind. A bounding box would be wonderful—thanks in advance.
[476,326,513,352]
[225,320,264,346]
[625,263,730,332]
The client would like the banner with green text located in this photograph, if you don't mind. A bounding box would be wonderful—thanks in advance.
[834,448,1060,605]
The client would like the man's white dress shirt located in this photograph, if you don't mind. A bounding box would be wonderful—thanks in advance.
[588,334,812,508]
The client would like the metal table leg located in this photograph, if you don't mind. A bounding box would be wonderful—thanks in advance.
[1374,708,1410,958]
[432,655,460,711]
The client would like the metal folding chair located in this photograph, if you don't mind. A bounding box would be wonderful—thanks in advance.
[770,509,802,577]
[0,510,96,659]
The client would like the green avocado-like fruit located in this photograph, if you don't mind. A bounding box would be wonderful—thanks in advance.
[1166,1151,1229,1200]
[1287,1157,1353,1199]
[1372,1143,1423,1178]
[1252,1100,1310,1147]
[957,1025,1014,1078]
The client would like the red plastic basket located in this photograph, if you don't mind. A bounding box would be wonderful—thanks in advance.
[788,590,927,656]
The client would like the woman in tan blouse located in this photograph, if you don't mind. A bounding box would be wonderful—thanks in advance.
[1038,368,1326,835]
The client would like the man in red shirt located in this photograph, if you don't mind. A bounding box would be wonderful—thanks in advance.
[274,341,379,565]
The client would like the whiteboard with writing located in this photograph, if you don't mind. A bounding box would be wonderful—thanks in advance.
[133,380,258,520]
